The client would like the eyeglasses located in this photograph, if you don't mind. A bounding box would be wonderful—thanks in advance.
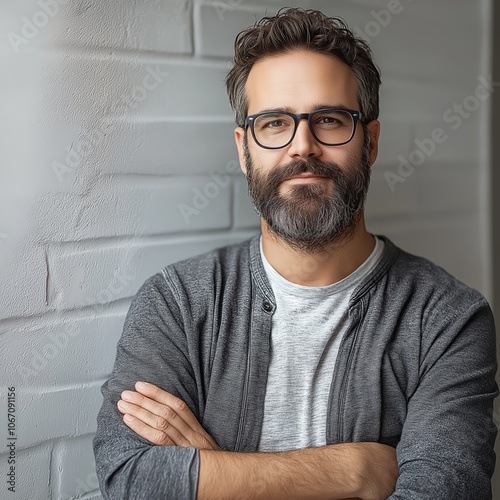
[244,107,362,149]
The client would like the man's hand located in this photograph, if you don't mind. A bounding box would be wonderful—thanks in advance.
[350,442,399,499]
[117,383,397,499]
[117,381,222,451]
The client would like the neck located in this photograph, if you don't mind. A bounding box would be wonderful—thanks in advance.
[260,215,375,286]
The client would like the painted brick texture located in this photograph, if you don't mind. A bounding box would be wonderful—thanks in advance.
[0,0,494,498]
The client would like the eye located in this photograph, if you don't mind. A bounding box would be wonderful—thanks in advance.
[314,111,350,128]
[255,114,293,132]
[319,116,340,124]
[265,119,286,128]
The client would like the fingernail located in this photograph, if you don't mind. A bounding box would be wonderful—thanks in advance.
[118,400,130,410]
[136,382,148,391]
[124,414,134,422]
[122,391,133,400]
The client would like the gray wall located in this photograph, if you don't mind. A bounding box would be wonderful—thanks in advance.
[0,0,496,497]
[492,0,500,497]
[494,4,500,336]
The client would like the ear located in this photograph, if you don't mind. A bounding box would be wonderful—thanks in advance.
[234,126,248,176]
[365,120,380,166]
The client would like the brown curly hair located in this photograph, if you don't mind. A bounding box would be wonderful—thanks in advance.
[225,8,381,128]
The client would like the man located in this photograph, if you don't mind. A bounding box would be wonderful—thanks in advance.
[93,8,498,499]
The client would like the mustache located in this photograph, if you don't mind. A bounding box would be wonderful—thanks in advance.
[263,158,345,187]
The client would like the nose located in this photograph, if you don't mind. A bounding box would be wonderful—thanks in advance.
[287,118,322,159]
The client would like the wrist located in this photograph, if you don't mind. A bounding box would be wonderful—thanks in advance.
[278,444,361,499]
[343,442,399,500]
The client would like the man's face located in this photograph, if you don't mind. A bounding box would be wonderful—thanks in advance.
[234,49,380,254]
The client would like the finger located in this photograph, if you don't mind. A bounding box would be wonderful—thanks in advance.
[134,382,204,432]
[121,413,174,446]
[132,383,215,446]
[127,383,220,450]
[120,395,216,450]
[118,402,191,447]
[121,390,199,443]
[120,400,217,450]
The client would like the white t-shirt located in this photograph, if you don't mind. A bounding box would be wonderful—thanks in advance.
[256,235,385,452]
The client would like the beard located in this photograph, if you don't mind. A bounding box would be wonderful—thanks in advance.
[243,135,372,254]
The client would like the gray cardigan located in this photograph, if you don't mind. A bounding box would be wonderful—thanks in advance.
[93,233,498,499]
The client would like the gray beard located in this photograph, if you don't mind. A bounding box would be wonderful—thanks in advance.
[244,143,371,254]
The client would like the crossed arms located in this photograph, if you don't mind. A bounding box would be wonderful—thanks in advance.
[93,272,498,500]
[116,381,399,500]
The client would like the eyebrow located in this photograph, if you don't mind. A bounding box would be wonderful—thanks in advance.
[255,103,353,114]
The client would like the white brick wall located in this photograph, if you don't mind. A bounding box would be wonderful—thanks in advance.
[0,0,496,497]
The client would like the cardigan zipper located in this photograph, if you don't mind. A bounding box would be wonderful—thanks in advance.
[235,325,252,451]
[336,308,362,442]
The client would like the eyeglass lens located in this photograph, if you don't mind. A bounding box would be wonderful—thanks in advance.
[253,110,355,148]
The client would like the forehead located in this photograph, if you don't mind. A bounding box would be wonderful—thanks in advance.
[245,49,358,114]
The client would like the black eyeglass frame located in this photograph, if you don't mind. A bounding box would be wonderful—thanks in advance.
[244,107,363,150]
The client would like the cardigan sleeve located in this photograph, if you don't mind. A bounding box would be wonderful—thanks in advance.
[389,298,498,499]
[93,272,200,500]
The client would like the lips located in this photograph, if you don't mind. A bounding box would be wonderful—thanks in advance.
[284,174,328,181]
